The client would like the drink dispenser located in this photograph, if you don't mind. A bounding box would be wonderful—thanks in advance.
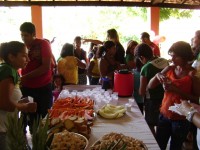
[114,70,134,97]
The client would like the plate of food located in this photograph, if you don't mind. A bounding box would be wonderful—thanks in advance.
[90,132,148,150]
[50,130,88,150]
[98,104,126,119]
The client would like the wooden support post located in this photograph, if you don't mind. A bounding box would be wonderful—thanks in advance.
[31,5,43,38]
[149,7,160,36]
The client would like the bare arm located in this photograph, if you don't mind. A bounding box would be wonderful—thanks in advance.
[83,52,89,65]
[191,113,200,128]
[178,101,200,128]
[148,66,172,89]
[163,69,198,103]
[76,58,86,69]
[0,78,15,111]
[82,39,103,45]
[148,66,199,103]
[0,78,36,112]
[21,57,51,81]
[100,59,108,77]
[87,61,96,76]
[99,59,114,79]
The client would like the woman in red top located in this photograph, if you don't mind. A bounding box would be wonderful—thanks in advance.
[148,41,199,150]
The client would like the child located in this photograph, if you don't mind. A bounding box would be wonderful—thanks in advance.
[87,46,100,85]
[52,74,64,101]
[0,41,37,150]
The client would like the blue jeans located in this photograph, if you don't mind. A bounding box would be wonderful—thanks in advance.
[21,83,53,133]
[156,114,190,150]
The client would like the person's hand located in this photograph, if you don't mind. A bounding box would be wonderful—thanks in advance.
[18,96,34,103]
[25,102,37,113]
[156,73,169,84]
[18,98,29,103]
[163,83,177,92]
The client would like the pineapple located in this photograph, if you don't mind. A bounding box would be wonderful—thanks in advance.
[31,115,50,150]
[5,110,27,150]
[6,111,51,150]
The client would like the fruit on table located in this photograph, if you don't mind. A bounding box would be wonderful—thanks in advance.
[98,104,126,119]
[48,96,95,140]
[64,119,75,130]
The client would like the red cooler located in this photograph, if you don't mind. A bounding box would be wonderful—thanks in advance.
[114,70,134,97]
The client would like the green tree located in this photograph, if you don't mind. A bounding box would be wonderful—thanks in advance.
[125,7,193,21]
[160,8,193,21]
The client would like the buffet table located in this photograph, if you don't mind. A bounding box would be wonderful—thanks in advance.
[64,85,160,150]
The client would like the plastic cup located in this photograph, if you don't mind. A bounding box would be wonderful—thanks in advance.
[128,98,135,106]
[113,92,118,96]
[125,103,132,112]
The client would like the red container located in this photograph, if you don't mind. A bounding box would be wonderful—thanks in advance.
[114,70,134,97]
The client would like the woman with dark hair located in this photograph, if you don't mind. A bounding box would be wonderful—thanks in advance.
[98,41,124,88]
[148,41,199,150]
[83,29,125,65]
[107,29,125,64]
[0,41,37,149]
[125,40,138,69]
[57,43,86,85]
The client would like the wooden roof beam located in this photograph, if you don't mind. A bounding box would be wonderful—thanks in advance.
[0,1,199,9]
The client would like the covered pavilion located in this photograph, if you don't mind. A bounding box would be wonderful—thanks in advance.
[0,0,199,38]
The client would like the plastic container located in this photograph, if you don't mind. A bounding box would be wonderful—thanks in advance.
[114,70,134,97]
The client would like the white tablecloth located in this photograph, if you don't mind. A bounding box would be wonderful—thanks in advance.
[64,85,160,150]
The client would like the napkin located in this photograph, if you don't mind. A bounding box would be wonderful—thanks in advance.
[27,96,34,103]
[168,103,183,115]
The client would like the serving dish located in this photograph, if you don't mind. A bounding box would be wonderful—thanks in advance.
[50,130,89,150]
[90,132,148,150]
[76,133,89,150]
